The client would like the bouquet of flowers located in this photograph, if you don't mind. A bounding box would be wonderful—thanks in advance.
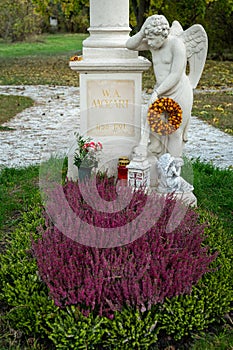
[73,133,103,169]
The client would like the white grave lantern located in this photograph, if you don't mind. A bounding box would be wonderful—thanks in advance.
[127,158,151,189]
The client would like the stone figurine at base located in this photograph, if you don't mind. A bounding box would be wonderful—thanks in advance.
[157,153,193,193]
[156,153,197,207]
[126,14,208,158]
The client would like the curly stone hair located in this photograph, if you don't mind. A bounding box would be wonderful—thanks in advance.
[144,15,170,38]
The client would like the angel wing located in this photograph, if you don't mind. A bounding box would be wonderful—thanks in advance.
[170,20,183,36]
[170,21,208,89]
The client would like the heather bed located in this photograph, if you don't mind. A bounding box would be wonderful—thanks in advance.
[0,162,232,349]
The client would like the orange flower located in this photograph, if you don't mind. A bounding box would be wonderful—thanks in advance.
[70,55,83,61]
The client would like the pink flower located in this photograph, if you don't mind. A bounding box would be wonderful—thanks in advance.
[83,143,89,149]
[97,142,103,151]
[89,141,96,148]
[88,142,97,151]
[74,134,103,168]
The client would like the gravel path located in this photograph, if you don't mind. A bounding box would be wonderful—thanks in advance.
[0,85,232,169]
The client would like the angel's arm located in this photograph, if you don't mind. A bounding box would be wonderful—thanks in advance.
[126,19,150,51]
[126,32,149,51]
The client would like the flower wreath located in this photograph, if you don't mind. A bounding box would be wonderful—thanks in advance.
[147,97,182,135]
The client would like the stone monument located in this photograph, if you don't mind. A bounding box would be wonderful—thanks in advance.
[68,0,151,178]
[68,7,208,207]
[126,14,208,203]
[126,15,208,159]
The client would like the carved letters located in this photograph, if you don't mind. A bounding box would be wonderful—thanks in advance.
[87,80,135,136]
[91,89,129,109]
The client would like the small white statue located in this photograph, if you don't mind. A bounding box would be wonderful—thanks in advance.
[126,15,208,158]
[157,153,193,193]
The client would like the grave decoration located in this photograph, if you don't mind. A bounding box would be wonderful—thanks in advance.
[73,133,103,180]
[126,15,208,159]
[147,97,182,136]
[70,55,83,61]
[127,157,151,189]
[125,14,207,199]
[156,153,197,206]
[69,6,207,203]
[117,156,130,186]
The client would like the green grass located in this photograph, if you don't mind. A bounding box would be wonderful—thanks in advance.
[193,160,233,230]
[191,326,233,350]
[0,95,34,126]
[0,166,39,237]
[0,33,87,58]
[0,33,86,86]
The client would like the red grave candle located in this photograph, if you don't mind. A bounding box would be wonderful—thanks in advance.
[117,157,130,182]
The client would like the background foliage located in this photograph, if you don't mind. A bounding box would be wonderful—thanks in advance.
[0,0,232,55]
[130,0,233,55]
[0,0,42,42]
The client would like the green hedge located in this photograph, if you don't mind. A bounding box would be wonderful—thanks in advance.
[0,203,232,349]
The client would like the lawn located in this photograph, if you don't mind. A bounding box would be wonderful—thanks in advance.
[0,95,34,130]
[192,90,233,134]
[0,33,232,349]
[0,33,87,58]
[0,33,86,86]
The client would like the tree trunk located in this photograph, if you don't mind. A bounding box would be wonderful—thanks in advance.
[131,0,150,31]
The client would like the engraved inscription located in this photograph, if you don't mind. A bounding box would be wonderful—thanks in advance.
[92,89,129,109]
[87,80,135,137]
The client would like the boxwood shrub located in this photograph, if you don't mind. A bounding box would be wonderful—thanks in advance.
[0,182,232,349]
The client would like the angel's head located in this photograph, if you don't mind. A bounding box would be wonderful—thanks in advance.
[144,15,170,48]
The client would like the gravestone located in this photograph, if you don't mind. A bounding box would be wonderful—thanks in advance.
[68,0,150,178]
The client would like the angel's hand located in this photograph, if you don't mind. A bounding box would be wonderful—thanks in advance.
[148,90,158,106]
[140,17,152,35]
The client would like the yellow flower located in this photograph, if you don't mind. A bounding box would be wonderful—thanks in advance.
[215,106,224,112]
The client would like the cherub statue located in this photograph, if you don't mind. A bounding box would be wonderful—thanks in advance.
[126,15,208,158]
[157,153,194,193]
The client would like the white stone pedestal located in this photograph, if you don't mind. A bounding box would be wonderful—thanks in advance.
[68,0,150,178]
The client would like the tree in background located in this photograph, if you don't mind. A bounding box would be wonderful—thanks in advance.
[58,0,89,32]
[129,0,233,56]
[204,0,233,57]
[0,0,232,56]
[0,0,42,41]
[32,0,89,33]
